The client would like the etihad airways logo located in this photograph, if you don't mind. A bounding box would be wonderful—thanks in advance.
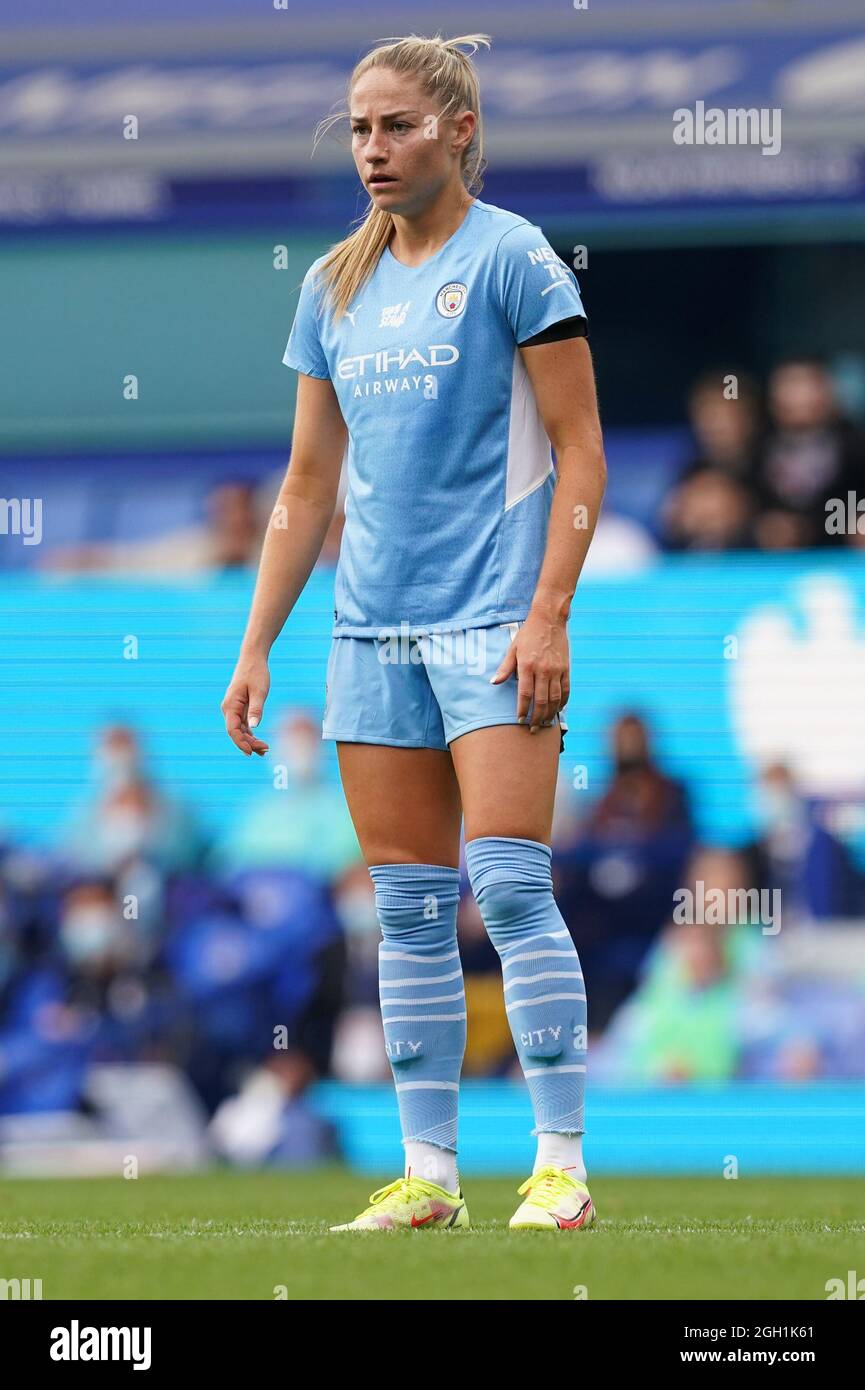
[337,343,461,394]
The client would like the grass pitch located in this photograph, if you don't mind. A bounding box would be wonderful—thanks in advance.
[1,1168,862,1300]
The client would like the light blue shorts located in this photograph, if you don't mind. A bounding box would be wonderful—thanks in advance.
[322,620,568,752]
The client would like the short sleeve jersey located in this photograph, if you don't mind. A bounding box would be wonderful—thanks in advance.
[282,198,587,637]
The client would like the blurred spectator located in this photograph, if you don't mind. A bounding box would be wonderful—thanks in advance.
[55,875,175,1063]
[58,877,136,977]
[44,480,263,574]
[738,972,865,1082]
[0,968,92,1114]
[753,357,864,550]
[745,762,863,922]
[662,370,762,551]
[663,468,757,551]
[680,369,762,484]
[590,848,770,1082]
[210,710,361,883]
[553,712,693,1026]
[331,859,379,1005]
[166,867,345,1111]
[584,712,691,839]
[592,845,865,1083]
[61,724,205,879]
[0,869,176,1114]
[327,862,388,1081]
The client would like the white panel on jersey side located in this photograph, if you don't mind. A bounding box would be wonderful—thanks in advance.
[504,347,554,511]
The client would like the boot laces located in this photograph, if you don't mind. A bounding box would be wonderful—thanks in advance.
[516,1165,583,1209]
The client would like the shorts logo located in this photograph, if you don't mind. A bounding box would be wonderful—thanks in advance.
[436,282,468,318]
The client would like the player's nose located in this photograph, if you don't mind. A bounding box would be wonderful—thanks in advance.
[365,126,390,161]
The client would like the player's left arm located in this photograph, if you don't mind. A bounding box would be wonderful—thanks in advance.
[492,336,606,730]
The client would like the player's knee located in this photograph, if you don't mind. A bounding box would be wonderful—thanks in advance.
[465,835,562,952]
[467,873,513,934]
[368,865,461,940]
[468,875,550,953]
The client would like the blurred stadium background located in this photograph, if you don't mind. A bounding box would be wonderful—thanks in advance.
[1,0,864,1182]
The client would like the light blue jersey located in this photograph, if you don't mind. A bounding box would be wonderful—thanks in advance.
[282,198,587,638]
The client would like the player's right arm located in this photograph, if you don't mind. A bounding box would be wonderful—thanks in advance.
[221,373,347,756]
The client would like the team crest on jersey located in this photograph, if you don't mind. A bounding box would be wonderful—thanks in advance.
[436,282,468,318]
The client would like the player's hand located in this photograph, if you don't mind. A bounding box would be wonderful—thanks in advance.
[490,612,570,731]
[221,655,271,757]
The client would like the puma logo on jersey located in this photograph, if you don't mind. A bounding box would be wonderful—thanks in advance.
[345,303,363,326]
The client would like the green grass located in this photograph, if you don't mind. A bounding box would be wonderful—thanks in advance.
[1,1169,863,1300]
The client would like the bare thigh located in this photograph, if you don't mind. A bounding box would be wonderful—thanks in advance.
[335,742,463,867]
[449,723,561,846]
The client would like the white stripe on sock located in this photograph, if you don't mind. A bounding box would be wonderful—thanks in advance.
[504,971,583,989]
[380,969,464,987]
[395,1081,460,1092]
[523,1063,587,1077]
[381,991,466,1006]
[505,992,586,1011]
[385,1013,467,1023]
[502,946,574,967]
[379,949,461,963]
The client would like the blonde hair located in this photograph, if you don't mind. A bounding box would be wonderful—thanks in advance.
[311,33,491,320]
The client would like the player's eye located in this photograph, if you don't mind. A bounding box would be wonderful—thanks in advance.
[391,122,410,133]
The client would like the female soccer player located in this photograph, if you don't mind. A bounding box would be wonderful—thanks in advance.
[222,33,606,1231]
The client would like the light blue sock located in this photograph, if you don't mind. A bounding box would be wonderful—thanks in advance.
[465,836,587,1138]
[369,862,466,1160]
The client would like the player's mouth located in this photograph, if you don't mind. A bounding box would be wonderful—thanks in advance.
[369,174,398,187]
